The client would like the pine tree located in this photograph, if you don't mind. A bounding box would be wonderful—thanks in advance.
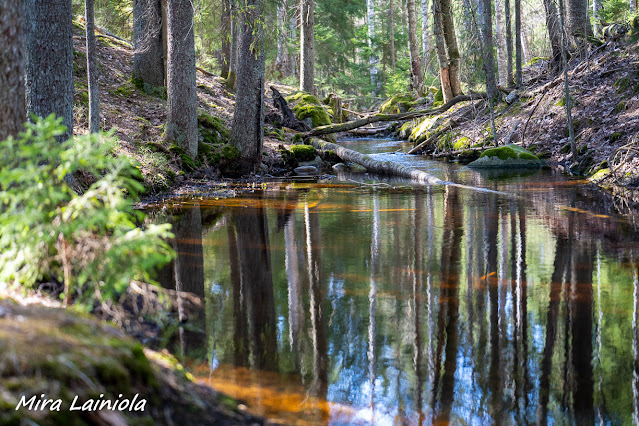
[406,0,423,94]
[85,0,100,133]
[0,0,25,140]
[132,0,165,89]
[300,0,315,93]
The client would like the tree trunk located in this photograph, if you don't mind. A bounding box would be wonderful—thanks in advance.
[440,0,462,96]
[558,0,577,161]
[592,0,603,35]
[542,0,562,70]
[275,0,291,78]
[390,0,396,70]
[164,0,198,158]
[24,0,74,141]
[221,0,231,78]
[481,0,497,101]
[566,0,592,45]
[495,0,508,87]
[300,0,315,93]
[230,0,266,175]
[0,0,25,140]
[133,0,165,88]
[407,0,424,94]
[367,0,381,96]
[432,0,452,101]
[227,0,240,90]
[505,0,514,87]
[85,0,100,133]
[421,0,429,72]
[515,0,522,86]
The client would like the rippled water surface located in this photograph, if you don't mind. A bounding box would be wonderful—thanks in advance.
[150,138,639,425]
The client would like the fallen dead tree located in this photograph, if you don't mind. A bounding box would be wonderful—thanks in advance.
[304,93,486,137]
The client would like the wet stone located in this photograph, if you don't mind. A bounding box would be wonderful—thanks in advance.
[294,165,318,175]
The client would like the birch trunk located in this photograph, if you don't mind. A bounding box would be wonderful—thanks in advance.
[495,0,508,87]
[592,0,603,35]
[24,0,74,141]
[367,0,381,96]
[300,0,315,93]
[421,0,429,72]
[230,0,266,175]
[407,0,424,94]
[164,0,198,157]
[85,0,100,133]
[0,0,25,140]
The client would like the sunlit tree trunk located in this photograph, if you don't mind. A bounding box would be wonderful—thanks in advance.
[421,0,429,72]
[221,0,231,78]
[367,0,382,96]
[566,0,592,46]
[515,0,523,85]
[542,0,562,70]
[495,0,508,87]
[230,0,266,175]
[133,0,165,88]
[441,0,462,96]
[413,192,425,424]
[368,195,380,410]
[0,0,25,140]
[285,213,303,355]
[164,0,197,157]
[480,0,497,101]
[228,224,250,367]
[505,0,514,87]
[300,0,315,92]
[390,0,396,70]
[592,0,603,35]
[406,0,424,94]
[24,0,74,141]
[85,0,100,133]
[432,0,452,101]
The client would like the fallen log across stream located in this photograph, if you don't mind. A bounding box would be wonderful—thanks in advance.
[304,93,486,137]
[308,137,512,196]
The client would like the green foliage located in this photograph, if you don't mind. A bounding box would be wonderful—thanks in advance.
[0,115,174,304]
[290,144,318,161]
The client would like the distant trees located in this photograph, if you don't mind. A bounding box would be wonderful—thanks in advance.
[132,0,165,89]
[24,0,75,142]
[300,0,315,93]
[163,0,198,157]
[230,0,266,174]
[85,0,100,133]
[0,0,25,140]
[366,0,381,96]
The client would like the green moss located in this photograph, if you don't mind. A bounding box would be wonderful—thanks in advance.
[611,132,623,142]
[111,82,135,98]
[379,93,416,114]
[290,144,317,161]
[267,128,285,141]
[221,144,240,161]
[480,144,539,161]
[292,133,304,144]
[434,88,444,103]
[285,92,332,128]
[453,136,471,151]
[589,168,611,182]
[615,101,627,113]
[198,112,230,140]
[524,56,549,66]
[197,84,216,98]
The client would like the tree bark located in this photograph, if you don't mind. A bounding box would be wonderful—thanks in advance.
[515,0,523,85]
[367,0,381,96]
[407,0,424,94]
[85,0,100,133]
[230,0,266,175]
[543,0,562,70]
[164,0,198,158]
[0,0,25,140]
[227,0,240,90]
[592,0,603,35]
[440,0,462,96]
[566,0,592,45]
[221,0,231,78]
[495,0,508,87]
[505,0,514,87]
[133,0,165,88]
[421,0,429,72]
[480,0,498,101]
[391,0,396,70]
[24,0,74,141]
[275,0,291,78]
[432,0,452,101]
[300,0,315,93]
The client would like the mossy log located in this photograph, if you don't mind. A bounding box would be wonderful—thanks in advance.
[305,93,486,137]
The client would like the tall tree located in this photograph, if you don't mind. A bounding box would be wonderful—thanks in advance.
[132,0,165,89]
[542,0,562,69]
[221,0,231,78]
[515,0,523,85]
[566,0,592,46]
[24,0,74,141]
[592,0,603,35]
[226,0,240,89]
[300,0,315,92]
[390,0,396,70]
[367,0,382,96]
[164,0,197,157]
[495,0,508,87]
[230,0,266,175]
[432,0,452,101]
[505,0,514,87]
[406,0,424,94]
[85,0,100,133]
[0,0,25,140]
[275,0,292,78]
[480,0,498,142]
[440,0,462,96]
[421,0,429,72]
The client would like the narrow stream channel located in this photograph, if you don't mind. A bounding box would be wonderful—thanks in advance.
[149,137,639,424]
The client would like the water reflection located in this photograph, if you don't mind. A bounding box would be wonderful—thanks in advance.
[154,172,639,425]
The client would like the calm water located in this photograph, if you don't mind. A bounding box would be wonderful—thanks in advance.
[150,138,639,425]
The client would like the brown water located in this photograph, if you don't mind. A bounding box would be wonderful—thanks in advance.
[150,138,639,425]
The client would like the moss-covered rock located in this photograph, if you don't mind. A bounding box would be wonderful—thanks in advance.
[290,144,317,161]
[379,93,416,114]
[468,144,542,168]
[285,92,332,128]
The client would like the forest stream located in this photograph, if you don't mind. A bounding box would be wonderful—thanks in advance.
[149,137,639,425]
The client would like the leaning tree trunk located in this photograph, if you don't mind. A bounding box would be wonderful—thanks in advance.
[24,0,74,141]
[542,0,563,71]
[164,0,198,158]
[505,0,514,87]
[230,0,266,175]
[300,0,315,93]
[133,0,165,89]
[85,0,100,133]
[515,0,523,85]
[221,0,231,78]
[432,0,452,101]
[367,0,381,96]
[0,0,25,140]
[441,0,462,96]
[407,0,424,94]
[495,0,508,87]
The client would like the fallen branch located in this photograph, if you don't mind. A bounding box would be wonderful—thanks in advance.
[196,66,216,77]
[305,93,486,137]
[347,125,391,136]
